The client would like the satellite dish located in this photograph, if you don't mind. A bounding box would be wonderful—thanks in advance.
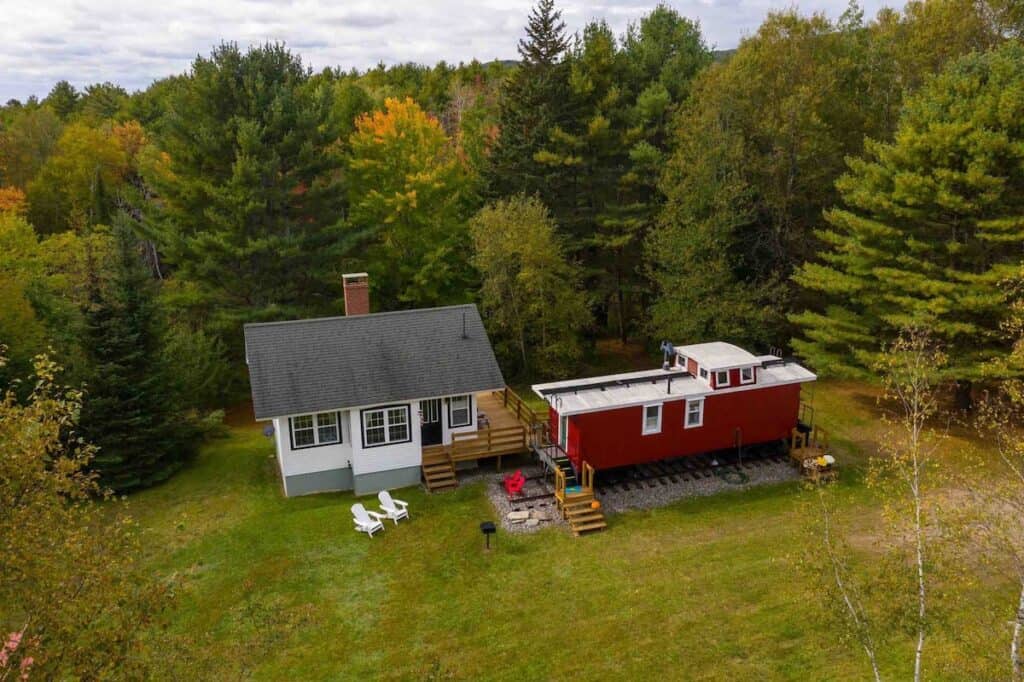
[263,424,275,438]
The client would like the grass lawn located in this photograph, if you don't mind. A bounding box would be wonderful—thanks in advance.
[130,379,1015,680]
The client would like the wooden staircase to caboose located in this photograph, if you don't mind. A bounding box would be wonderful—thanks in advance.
[555,461,606,537]
[422,445,458,492]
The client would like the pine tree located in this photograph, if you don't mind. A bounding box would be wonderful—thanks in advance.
[485,0,572,204]
[147,43,347,358]
[43,80,79,120]
[791,43,1024,407]
[543,9,709,341]
[79,224,199,491]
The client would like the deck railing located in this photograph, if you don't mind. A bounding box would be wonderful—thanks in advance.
[495,386,549,449]
[450,425,527,461]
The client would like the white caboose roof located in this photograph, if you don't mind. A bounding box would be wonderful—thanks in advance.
[532,359,816,416]
[675,342,759,370]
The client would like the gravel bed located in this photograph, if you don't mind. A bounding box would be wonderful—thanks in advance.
[482,463,567,534]
[454,457,800,533]
[595,459,799,514]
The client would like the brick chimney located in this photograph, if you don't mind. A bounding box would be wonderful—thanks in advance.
[342,273,370,316]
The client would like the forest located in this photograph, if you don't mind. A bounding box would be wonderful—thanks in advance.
[3,0,1024,676]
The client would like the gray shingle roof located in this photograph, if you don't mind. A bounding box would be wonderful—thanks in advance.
[244,304,506,419]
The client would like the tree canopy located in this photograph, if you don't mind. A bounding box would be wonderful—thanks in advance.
[792,41,1024,400]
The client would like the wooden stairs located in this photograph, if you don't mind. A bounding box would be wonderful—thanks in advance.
[562,492,608,537]
[554,460,607,537]
[422,446,458,492]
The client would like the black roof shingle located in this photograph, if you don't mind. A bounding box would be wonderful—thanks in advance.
[244,304,505,419]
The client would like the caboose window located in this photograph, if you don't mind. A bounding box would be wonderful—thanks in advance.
[642,403,662,435]
[685,399,704,428]
[716,370,730,387]
[741,367,754,384]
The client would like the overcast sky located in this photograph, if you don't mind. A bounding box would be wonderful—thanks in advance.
[0,0,893,103]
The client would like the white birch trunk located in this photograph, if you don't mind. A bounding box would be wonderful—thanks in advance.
[1013,577,1024,682]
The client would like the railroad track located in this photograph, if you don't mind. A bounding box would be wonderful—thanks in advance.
[505,443,787,512]
[594,448,785,495]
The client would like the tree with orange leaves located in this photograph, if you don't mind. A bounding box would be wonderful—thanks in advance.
[0,187,27,215]
[347,97,475,309]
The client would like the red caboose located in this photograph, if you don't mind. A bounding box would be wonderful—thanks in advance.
[532,342,816,471]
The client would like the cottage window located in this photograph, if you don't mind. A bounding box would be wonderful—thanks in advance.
[449,395,472,428]
[740,367,754,384]
[290,411,341,449]
[716,370,730,387]
[362,405,411,447]
[685,399,704,428]
[642,403,662,435]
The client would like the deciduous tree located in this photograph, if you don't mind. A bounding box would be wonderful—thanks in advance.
[25,122,127,233]
[0,351,170,677]
[470,195,590,377]
[347,97,474,308]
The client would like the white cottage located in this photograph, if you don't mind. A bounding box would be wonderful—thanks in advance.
[244,274,506,496]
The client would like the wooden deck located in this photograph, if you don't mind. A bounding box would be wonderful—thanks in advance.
[421,388,544,491]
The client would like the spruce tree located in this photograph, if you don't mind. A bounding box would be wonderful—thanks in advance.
[791,43,1024,406]
[485,0,572,204]
[79,224,199,491]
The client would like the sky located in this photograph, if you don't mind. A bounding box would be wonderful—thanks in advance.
[0,0,893,103]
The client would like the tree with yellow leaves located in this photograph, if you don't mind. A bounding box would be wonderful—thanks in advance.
[347,97,475,309]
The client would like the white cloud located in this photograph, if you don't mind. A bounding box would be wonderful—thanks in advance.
[0,0,893,102]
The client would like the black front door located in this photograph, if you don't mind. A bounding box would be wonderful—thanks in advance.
[420,399,442,445]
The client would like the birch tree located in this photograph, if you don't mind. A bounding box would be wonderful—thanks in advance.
[809,329,947,681]
[959,271,1024,679]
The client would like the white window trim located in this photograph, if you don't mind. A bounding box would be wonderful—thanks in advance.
[559,414,569,450]
[289,411,342,449]
[642,403,663,435]
[699,367,708,380]
[448,394,472,428]
[685,399,705,429]
[361,405,412,448]
[716,370,730,387]
[676,354,687,369]
[740,367,755,384]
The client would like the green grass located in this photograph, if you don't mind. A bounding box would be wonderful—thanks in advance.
[129,380,1013,680]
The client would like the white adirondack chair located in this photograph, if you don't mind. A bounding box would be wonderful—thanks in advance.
[352,503,385,537]
[378,490,409,524]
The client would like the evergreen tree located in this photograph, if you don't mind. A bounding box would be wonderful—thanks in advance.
[43,80,80,120]
[79,224,199,491]
[147,43,347,356]
[542,8,709,342]
[791,43,1024,407]
[485,0,572,204]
